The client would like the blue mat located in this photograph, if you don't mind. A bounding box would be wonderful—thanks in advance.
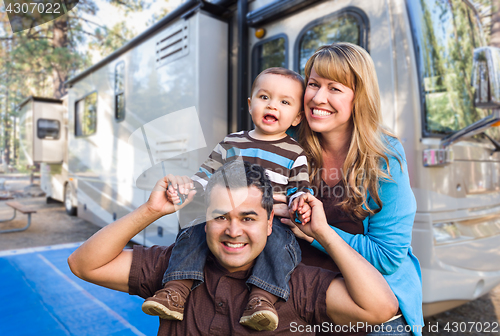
[0,243,159,336]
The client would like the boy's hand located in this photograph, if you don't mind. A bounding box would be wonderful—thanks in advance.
[147,174,196,216]
[166,175,195,205]
[290,193,330,240]
[290,194,312,224]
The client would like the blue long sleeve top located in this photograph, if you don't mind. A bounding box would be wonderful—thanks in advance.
[310,136,424,336]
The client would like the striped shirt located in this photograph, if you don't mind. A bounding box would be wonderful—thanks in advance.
[192,131,312,203]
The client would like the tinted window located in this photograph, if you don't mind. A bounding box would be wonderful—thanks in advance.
[37,119,60,140]
[75,92,97,137]
[115,61,125,121]
[253,36,287,77]
[298,13,363,75]
[408,0,500,139]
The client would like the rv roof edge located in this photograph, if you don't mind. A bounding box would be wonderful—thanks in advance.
[246,0,322,27]
[65,0,203,87]
[16,96,63,111]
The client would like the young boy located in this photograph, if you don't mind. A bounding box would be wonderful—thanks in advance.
[141,67,313,331]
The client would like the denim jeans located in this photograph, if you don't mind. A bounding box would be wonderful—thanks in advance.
[162,217,301,301]
[365,316,413,336]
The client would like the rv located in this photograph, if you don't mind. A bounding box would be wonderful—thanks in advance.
[17,96,66,173]
[30,0,500,316]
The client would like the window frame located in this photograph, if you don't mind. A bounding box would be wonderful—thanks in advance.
[37,118,61,140]
[75,91,98,138]
[251,33,289,82]
[405,0,488,139]
[293,6,370,74]
[114,60,126,122]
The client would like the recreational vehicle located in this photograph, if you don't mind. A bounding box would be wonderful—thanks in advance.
[29,0,500,316]
[17,96,66,170]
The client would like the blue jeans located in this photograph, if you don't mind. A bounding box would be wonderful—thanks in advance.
[162,217,301,301]
[365,316,413,336]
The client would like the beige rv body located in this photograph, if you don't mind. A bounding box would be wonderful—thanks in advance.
[33,0,500,315]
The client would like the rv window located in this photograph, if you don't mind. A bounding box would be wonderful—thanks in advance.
[115,61,125,121]
[408,0,500,140]
[75,92,97,137]
[298,13,363,75]
[37,119,60,140]
[252,36,287,78]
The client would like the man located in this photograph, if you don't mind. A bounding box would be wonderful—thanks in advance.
[68,161,397,335]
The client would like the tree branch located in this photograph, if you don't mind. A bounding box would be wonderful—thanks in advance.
[72,15,107,30]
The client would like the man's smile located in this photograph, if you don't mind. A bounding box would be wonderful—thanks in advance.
[222,241,248,251]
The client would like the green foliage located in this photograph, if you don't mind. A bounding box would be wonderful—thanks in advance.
[89,20,136,57]
[1,0,173,165]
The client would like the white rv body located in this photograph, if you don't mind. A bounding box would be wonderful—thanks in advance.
[35,0,500,316]
[18,97,65,167]
[62,12,228,246]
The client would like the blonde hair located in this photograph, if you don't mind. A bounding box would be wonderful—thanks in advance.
[298,43,401,221]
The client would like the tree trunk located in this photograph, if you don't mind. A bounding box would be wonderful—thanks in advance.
[52,17,69,99]
[4,67,9,167]
[491,0,500,47]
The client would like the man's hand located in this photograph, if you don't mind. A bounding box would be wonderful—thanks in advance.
[147,174,196,216]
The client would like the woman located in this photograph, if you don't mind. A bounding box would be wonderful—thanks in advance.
[278,43,423,335]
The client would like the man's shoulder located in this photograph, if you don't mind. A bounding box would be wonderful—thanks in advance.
[284,263,338,328]
[290,263,339,291]
[129,244,175,298]
[293,263,340,278]
[133,244,174,256]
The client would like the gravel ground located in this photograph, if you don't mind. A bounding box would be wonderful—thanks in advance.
[423,288,500,335]
[1,174,499,335]
[0,175,101,251]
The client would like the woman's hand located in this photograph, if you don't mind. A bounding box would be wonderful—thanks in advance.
[292,193,330,242]
[274,194,314,243]
[146,174,196,217]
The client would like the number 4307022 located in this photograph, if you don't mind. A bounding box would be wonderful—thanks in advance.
[5,2,61,14]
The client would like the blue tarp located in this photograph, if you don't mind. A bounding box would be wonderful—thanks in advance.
[0,243,159,336]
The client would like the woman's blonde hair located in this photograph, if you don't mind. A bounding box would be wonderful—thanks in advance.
[298,42,401,221]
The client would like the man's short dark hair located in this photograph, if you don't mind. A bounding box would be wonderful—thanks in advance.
[205,160,273,219]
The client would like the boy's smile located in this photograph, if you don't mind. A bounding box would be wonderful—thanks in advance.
[247,73,303,141]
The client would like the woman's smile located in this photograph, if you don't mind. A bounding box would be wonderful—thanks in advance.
[310,107,334,118]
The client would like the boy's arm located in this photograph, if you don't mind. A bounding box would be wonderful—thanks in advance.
[68,176,195,293]
[297,194,398,326]
[191,142,227,190]
[287,153,313,223]
[286,154,312,205]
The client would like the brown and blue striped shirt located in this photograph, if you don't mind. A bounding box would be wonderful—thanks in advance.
[192,131,312,203]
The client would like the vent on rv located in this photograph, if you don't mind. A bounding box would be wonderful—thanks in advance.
[156,21,189,68]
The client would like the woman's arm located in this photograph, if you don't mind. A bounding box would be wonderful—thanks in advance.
[295,194,399,325]
[311,151,417,275]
